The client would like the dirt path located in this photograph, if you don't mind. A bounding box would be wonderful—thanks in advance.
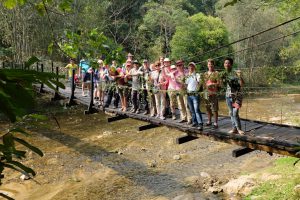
[0,97,280,200]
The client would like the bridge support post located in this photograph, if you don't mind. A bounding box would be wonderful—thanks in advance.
[39,63,45,93]
[232,147,254,158]
[107,115,128,123]
[84,71,98,114]
[66,69,77,107]
[51,65,63,101]
[138,124,159,131]
[176,134,199,144]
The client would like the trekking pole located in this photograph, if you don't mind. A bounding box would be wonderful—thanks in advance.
[85,71,98,114]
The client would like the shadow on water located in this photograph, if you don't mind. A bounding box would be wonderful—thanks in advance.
[37,124,187,197]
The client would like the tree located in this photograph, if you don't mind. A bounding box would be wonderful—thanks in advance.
[170,12,229,69]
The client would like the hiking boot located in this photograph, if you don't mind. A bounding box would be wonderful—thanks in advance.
[197,124,203,131]
[135,110,140,114]
[228,128,238,134]
[179,119,186,123]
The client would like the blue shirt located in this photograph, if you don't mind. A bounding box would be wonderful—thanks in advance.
[79,60,90,73]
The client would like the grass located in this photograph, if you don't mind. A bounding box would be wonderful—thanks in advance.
[245,157,300,200]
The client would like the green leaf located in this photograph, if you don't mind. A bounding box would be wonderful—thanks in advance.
[25,56,40,69]
[9,128,29,136]
[6,160,36,176]
[14,137,43,157]
[27,114,48,121]
[224,0,241,7]
[48,42,54,55]
[3,133,14,148]
[2,0,17,9]
[35,2,46,16]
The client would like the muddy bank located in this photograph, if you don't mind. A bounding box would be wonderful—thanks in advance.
[0,95,287,199]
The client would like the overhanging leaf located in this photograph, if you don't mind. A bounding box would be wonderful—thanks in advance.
[14,137,43,157]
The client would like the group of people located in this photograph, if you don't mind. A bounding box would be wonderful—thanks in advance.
[65,53,245,135]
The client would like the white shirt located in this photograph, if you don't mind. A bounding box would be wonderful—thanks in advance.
[185,73,200,92]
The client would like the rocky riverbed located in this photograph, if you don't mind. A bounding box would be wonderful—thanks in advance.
[0,94,295,200]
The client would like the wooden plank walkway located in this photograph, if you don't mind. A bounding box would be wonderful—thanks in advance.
[46,86,300,158]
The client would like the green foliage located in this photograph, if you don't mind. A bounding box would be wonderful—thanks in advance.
[245,157,300,200]
[170,13,229,67]
[59,28,125,65]
[0,56,64,185]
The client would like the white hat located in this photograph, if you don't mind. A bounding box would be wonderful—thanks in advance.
[163,58,170,62]
[98,59,104,64]
[170,65,176,69]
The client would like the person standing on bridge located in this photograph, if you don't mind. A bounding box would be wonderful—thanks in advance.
[202,59,220,129]
[65,58,79,93]
[185,62,203,130]
[222,57,245,135]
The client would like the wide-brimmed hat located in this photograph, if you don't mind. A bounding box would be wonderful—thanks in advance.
[188,62,196,67]
[163,58,170,62]
[143,59,148,63]
[97,59,104,64]
[176,60,184,66]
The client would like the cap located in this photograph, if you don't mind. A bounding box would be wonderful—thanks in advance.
[133,60,139,64]
[163,58,170,62]
[188,62,196,67]
[143,59,148,63]
[97,59,104,64]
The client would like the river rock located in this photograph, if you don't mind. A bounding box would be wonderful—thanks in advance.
[173,155,181,160]
[20,174,30,181]
[222,175,256,196]
[200,172,211,178]
[294,184,300,194]
[208,186,223,194]
[173,193,206,200]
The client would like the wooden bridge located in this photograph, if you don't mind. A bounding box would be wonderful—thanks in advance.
[44,85,300,158]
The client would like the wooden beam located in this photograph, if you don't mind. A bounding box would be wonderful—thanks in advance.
[232,147,255,157]
[138,124,159,131]
[107,115,128,122]
[176,135,199,144]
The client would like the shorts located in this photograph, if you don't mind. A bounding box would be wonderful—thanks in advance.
[205,95,219,112]
[117,86,129,97]
[97,82,107,91]
[83,73,91,83]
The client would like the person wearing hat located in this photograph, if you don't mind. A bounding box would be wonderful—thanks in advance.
[167,64,180,120]
[175,60,188,123]
[163,57,172,118]
[185,62,203,130]
[116,60,131,112]
[104,60,120,109]
[151,60,168,120]
[127,60,143,113]
[139,59,151,115]
[126,53,134,61]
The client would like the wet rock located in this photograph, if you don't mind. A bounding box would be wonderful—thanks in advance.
[172,193,206,200]
[20,174,30,181]
[200,172,211,178]
[222,175,256,196]
[149,161,157,168]
[173,155,181,160]
[208,186,223,194]
[294,184,300,194]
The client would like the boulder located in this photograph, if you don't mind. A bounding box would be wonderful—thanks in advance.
[222,175,256,196]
